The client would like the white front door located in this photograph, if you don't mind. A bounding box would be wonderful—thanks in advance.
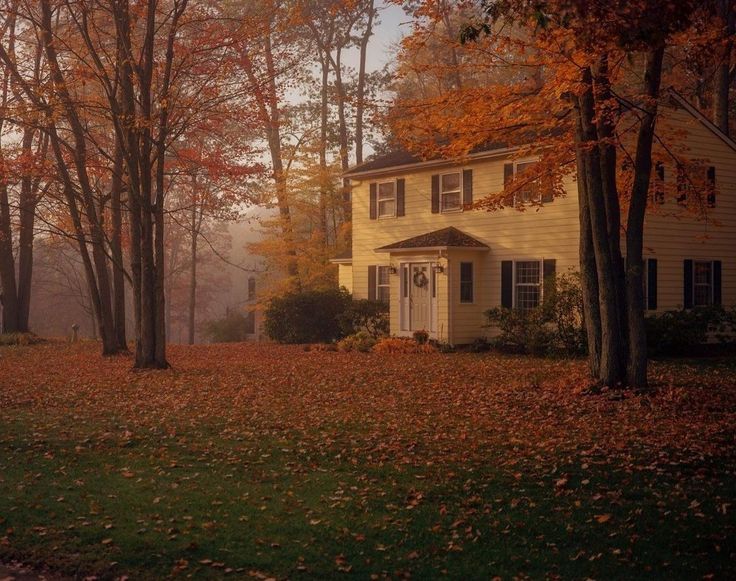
[409,263,431,331]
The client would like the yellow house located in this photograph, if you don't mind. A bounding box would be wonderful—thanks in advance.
[335,92,736,345]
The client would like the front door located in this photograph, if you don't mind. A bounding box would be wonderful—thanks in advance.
[410,263,431,331]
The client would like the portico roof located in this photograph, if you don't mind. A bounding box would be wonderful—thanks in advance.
[375,227,488,253]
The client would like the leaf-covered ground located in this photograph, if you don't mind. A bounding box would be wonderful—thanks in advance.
[0,342,735,579]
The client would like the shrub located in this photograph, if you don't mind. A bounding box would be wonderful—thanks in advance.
[372,337,437,354]
[468,337,490,353]
[412,329,429,344]
[337,331,377,353]
[264,288,352,344]
[337,299,389,338]
[485,306,552,355]
[645,306,736,357]
[0,333,42,346]
[484,272,585,356]
[203,312,250,343]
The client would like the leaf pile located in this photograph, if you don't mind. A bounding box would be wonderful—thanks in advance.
[0,342,734,579]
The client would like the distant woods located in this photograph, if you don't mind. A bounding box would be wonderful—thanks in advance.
[0,0,382,362]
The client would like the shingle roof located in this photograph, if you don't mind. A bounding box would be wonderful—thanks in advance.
[344,141,509,177]
[375,227,488,252]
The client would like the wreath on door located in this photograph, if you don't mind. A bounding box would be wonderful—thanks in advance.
[413,270,429,288]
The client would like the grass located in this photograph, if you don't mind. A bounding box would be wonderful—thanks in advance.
[0,341,734,579]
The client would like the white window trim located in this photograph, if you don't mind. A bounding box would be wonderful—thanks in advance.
[376,265,391,303]
[459,261,474,304]
[440,171,463,213]
[513,158,542,206]
[377,180,397,219]
[692,259,715,307]
[512,259,543,310]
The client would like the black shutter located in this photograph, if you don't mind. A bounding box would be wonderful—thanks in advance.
[462,169,473,207]
[369,183,377,220]
[683,259,693,309]
[396,178,405,217]
[542,259,556,308]
[647,259,658,310]
[431,174,440,213]
[713,260,722,306]
[368,265,377,301]
[503,163,514,206]
[707,166,716,208]
[654,162,665,204]
[501,260,513,308]
[541,173,553,204]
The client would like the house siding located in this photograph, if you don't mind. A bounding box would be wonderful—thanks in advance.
[337,264,353,293]
[641,105,736,310]
[349,103,736,343]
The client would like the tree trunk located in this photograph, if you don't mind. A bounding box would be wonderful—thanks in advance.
[188,199,198,345]
[334,46,351,223]
[318,48,330,244]
[16,127,43,332]
[625,47,665,389]
[355,0,374,166]
[0,181,19,334]
[110,137,128,350]
[40,0,118,355]
[576,68,626,387]
[592,55,627,375]
[573,111,602,379]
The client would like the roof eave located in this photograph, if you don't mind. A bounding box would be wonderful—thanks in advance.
[667,89,736,154]
[344,146,521,180]
[374,245,489,254]
[329,257,353,264]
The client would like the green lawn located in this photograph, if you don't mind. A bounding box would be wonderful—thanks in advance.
[0,342,734,579]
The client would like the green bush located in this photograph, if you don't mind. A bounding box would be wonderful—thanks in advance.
[203,312,251,343]
[485,306,552,355]
[645,306,735,357]
[0,333,42,346]
[337,299,389,338]
[412,329,429,345]
[337,331,377,353]
[264,288,353,344]
[484,272,586,356]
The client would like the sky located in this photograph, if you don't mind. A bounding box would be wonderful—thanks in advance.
[364,2,411,73]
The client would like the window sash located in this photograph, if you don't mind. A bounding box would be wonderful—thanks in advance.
[440,172,461,212]
[459,262,473,303]
[514,261,541,310]
[377,182,396,217]
[514,162,541,204]
[376,266,391,303]
[693,261,713,307]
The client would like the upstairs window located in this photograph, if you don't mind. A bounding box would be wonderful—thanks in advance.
[377,181,396,218]
[514,161,541,205]
[377,266,391,303]
[677,164,717,208]
[652,162,665,205]
[515,261,541,310]
[441,172,462,212]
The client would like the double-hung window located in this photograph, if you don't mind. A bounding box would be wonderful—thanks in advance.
[377,181,396,218]
[376,266,391,303]
[515,261,541,310]
[514,161,541,205]
[459,262,473,303]
[441,172,462,212]
[694,260,713,307]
